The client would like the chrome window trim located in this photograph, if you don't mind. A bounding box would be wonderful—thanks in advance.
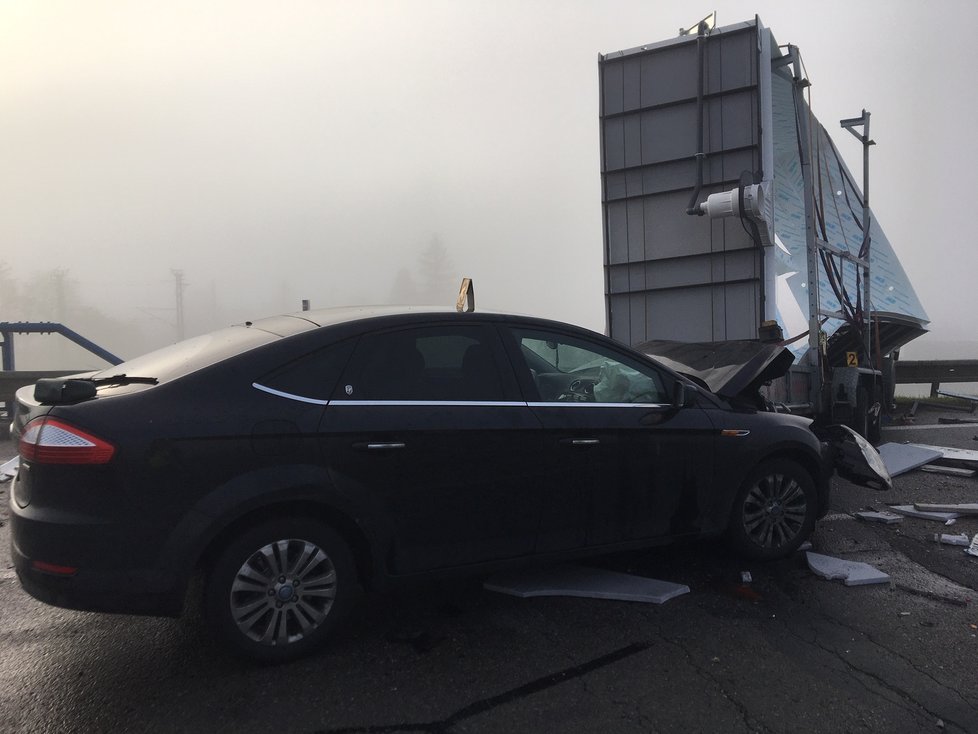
[252,383,329,406]
[251,387,670,411]
[329,400,527,407]
[528,401,670,409]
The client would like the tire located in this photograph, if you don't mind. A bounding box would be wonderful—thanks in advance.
[727,459,817,561]
[204,518,357,664]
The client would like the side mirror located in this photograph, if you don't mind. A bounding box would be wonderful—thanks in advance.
[672,381,687,409]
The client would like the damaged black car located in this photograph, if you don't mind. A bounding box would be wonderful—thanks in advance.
[8,308,888,661]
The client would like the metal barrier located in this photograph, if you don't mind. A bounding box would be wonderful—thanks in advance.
[894,360,978,398]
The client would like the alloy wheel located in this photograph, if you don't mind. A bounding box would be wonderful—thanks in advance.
[229,538,338,646]
[741,472,808,550]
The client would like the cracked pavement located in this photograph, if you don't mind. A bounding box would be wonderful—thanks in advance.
[2,414,977,733]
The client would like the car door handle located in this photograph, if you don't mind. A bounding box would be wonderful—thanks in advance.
[353,442,406,451]
[560,438,600,447]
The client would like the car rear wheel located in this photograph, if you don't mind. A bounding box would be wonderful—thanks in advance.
[727,459,817,560]
[204,518,356,663]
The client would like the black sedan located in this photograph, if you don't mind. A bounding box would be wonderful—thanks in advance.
[8,307,887,662]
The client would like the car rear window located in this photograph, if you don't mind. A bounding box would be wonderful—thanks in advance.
[92,326,279,383]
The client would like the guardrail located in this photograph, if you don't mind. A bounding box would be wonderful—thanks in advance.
[894,360,978,398]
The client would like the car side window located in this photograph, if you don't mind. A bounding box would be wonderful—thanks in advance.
[512,328,668,404]
[338,326,505,402]
[258,339,356,401]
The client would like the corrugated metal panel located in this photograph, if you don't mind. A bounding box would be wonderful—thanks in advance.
[600,21,764,346]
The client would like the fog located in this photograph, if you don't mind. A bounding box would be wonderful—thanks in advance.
[0,1,973,369]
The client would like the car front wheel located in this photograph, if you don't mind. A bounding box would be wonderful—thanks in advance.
[204,518,357,663]
[727,459,817,560]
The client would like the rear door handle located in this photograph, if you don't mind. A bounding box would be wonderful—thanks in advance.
[353,442,406,451]
[559,438,600,447]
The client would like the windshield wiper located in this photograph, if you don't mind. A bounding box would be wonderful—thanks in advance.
[91,374,159,386]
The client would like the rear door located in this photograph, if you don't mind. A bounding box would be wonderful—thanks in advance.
[319,322,545,574]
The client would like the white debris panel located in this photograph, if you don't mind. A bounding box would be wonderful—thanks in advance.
[806,552,890,586]
[889,505,961,522]
[876,444,942,477]
[484,565,690,604]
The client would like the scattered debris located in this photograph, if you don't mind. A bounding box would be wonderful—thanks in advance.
[740,571,752,583]
[876,443,942,477]
[919,464,976,477]
[908,443,978,465]
[933,533,971,547]
[937,389,978,411]
[898,611,910,616]
[483,565,690,604]
[946,518,958,526]
[889,505,961,522]
[914,502,978,515]
[968,534,978,559]
[806,552,890,586]
[854,510,903,524]
[798,541,813,551]
[0,456,18,483]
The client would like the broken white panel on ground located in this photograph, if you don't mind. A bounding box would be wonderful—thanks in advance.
[854,511,903,524]
[967,534,978,558]
[919,464,976,477]
[934,533,971,547]
[908,444,978,465]
[483,565,690,604]
[806,552,890,586]
[0,456,18,483]
[876,443,942,477]
[914,503,978,515]
[888,505,961,522]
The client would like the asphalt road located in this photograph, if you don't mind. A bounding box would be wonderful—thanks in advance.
[2,413,978,734]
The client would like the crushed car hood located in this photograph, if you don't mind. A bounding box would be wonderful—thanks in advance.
[637,339,794,401]
[637,340,891,490]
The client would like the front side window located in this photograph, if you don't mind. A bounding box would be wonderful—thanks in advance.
[513,329,667,404]
[339,326,504,402]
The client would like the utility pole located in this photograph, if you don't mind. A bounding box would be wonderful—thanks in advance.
[172,269,186,341]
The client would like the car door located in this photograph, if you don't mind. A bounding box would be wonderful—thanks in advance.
[501,325,715,549]
[319,322,545,575]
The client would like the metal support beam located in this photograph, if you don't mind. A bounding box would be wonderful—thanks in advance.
[0,330,13,371]
[787,45,822,414]
[840,110,876,367]
[0,322,122,370]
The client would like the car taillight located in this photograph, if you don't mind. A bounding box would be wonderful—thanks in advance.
[19,417,115,465]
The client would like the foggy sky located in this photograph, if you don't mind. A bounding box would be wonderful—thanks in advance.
[0,0,973,363]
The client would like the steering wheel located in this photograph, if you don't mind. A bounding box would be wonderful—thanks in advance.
[557,378,596,402]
